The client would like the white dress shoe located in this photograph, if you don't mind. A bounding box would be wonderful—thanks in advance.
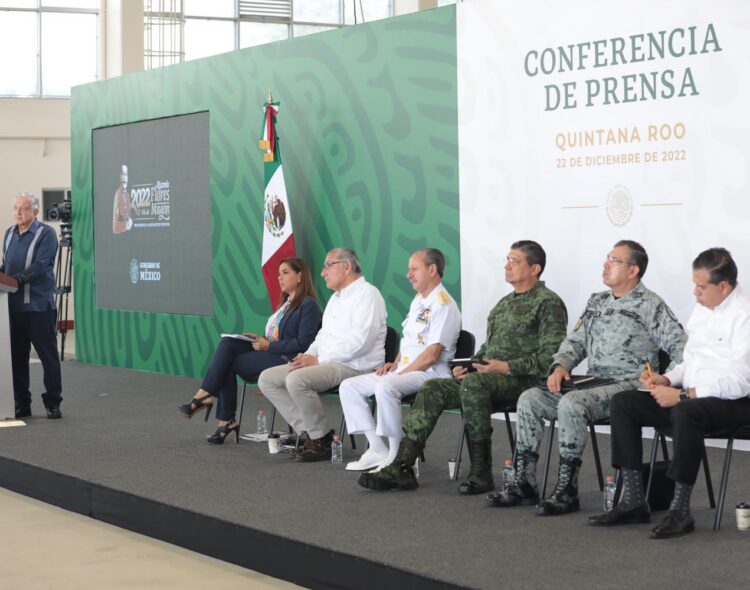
[368,457,396,473]
[345,448,388,471]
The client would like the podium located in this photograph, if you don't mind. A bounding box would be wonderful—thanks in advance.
[1,272,18,420]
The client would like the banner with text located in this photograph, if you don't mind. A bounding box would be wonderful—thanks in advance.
[457,0,750,343]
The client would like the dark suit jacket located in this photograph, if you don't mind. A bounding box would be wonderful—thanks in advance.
[267,296,321,356]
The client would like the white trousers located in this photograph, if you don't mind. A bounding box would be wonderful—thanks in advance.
[338,371,431,438]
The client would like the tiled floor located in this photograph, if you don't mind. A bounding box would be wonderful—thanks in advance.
[0,487,303,590]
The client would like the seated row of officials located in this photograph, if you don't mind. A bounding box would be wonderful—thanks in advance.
[177,240,750,539]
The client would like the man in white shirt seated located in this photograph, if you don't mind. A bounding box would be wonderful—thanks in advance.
[258,248,387,462]
[338,248,461,471]
[589,247,750,538]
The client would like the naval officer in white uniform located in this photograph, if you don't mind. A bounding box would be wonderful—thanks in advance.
[339,248,461,471]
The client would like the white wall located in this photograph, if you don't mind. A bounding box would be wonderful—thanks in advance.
[0,98,73,321]
[0,0,146,328]
[0,98,71,210]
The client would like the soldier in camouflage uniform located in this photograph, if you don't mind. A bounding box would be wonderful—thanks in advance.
[488,240,687,515]
[358,240,568,494]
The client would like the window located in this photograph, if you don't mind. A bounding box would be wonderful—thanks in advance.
[145,0,393,68]
[0,1,98,97]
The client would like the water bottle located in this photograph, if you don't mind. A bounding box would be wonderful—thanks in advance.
[256,409,267,435]
[603,475,616,511]
[331,435,343,464]
[502,459,515,491]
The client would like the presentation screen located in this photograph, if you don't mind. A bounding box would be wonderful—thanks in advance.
[92,112,213,315]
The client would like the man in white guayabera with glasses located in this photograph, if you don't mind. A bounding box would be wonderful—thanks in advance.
[259,248,386,462]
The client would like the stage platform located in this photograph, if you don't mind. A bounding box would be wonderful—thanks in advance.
[1,361,749,590]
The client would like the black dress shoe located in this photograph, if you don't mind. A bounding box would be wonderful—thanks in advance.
[650,510,695,539]
[295,430,334,462]
[15,407,31,419]
[46,407,62,420]
[588,503,650,526]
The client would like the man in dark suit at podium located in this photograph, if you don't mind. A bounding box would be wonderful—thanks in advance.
[1,193,63,419]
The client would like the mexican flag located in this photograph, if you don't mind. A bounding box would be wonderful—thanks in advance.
[259,96,295,311]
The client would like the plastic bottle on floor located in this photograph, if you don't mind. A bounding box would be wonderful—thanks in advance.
[603,475,616,511]
[256,409,267,435]
[331,435,343,464]
[502,459,514,491]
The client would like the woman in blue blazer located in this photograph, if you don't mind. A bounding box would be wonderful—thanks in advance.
[178,257,321,444]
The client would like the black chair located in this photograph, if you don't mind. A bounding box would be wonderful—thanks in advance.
[540,417,610,497]
[451,400,517,482]
[237,377,276,436]
[709,425,750,529]
[238,326,400,447]
[644,424,750,530]
[399,329,476,472]
[540,350,672,497]
[323,325,400,449]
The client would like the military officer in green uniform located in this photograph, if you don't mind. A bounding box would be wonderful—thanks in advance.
[358,240,568,494]
[489,240,687,515]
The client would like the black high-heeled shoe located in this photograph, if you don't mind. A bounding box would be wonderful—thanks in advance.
[207,422,239,445]
[178,396,214,422]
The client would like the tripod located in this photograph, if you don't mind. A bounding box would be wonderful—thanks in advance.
[55,224,72,361]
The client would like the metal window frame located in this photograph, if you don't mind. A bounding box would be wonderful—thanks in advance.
[145,0,397,68]
[0,2,99,98]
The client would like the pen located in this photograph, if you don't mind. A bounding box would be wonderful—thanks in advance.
[645,361,653,378]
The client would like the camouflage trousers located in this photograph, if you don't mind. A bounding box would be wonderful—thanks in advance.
[515,379,641,461]
[402,372,537,445]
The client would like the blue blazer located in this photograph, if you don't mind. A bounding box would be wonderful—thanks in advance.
[267,296,321,356]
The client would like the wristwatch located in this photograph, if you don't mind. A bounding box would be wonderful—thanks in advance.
[679,390,690,401]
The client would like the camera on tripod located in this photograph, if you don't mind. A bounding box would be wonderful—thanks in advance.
[47,201,72,223]
[47,201,72,245]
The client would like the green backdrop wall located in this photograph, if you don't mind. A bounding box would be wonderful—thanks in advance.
[71,6,460,378]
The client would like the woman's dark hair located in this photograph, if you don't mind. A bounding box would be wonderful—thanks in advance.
[280,257,317,311]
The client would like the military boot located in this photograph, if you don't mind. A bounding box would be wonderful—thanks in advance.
[486,449,540,507]
[458,439,495,495]
[537,456,582,516]
[357,438,422,491]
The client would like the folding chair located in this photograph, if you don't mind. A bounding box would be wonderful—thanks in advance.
[644,425,750,530]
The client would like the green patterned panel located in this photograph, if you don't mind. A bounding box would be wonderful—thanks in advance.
[71,6,459,377]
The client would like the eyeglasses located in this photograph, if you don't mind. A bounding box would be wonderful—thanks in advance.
[322,260,344,269]
[604,256,634,266]
[13,205,33,212]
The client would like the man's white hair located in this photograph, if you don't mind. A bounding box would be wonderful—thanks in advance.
[15,192,39,210]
